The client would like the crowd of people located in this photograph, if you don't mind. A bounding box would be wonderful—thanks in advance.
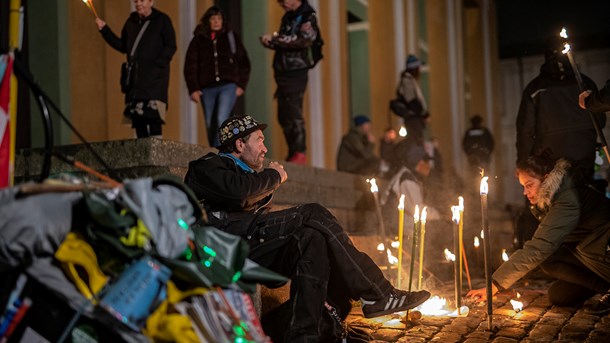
[93,1,610,340]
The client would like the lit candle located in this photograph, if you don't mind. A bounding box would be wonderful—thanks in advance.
[367,178,389,271]
[458,197,472,291]
[408,205,420,292]
[502,249,509,262]
[452,205,461,314]
[474,236,481,269]
[418,207,427,290]
[397,194,405,289]
[480,176,493,330]
[82,0,99,18]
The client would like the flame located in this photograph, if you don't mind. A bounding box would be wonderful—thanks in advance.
[451,206,460,223]
[387,249,398,265]
[367,178,378,193]
[502,249,509,262]
[444,248,455,262]
[415,296,469,317]
[480,176,489,195]
[391,240,400,248]
[458,196,464,211]
[399,126,407,137]
[377,243,385,251]
[560,27,568,39]
[414,205,420,222]
[398,194,405,210]
[562,43,571,54]
[421,207,428,224]
[480,229,484,239]
[510,293,523,312]
[474,236,480,247]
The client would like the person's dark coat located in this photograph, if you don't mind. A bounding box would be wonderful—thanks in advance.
[100,8,176,103]
[184,152,282,214]
[516,55,603,177]
[183,27,251,94]
[493,159,610,289]
[336,129,380,175]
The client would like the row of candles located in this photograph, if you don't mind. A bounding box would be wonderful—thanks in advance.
[369,175,496,324]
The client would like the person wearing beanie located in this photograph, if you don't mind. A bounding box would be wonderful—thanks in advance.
[185,115,431,342]
[394,54,429,142]
[337,115,381,175]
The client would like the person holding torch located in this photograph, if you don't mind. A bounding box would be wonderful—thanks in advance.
[467,149,610,315]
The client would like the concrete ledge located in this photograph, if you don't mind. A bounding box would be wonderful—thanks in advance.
[15,139,383,233]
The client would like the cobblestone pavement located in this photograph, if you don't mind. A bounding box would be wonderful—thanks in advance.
[346,277,610,342]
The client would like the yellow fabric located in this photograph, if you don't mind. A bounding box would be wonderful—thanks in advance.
[144,281,209,342]
[54,232,109,302]
[119,217,152,248]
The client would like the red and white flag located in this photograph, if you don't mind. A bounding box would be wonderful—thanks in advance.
[0,54,14,188]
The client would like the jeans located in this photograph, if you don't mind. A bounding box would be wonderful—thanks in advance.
[214,203,392,342]
[540,245,610,306]
[277,91,306,158]
[201,83,237,147]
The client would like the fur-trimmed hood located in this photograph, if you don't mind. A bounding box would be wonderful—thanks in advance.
[536,159,571,209]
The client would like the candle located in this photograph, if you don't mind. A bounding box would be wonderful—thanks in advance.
[480,176,493,330]
[367,178,389,271]
[418,207,427,290]
[397,194,405,289]
[458,196,472,291]
[408,205,420,292]
[474,236,481,269]
[82,0,99,18]
[451,205,461,314]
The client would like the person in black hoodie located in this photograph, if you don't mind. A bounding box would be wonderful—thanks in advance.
[184,6,251,147]
[514,38,605,247]
[96,0,176,138]
[259,0,321,165]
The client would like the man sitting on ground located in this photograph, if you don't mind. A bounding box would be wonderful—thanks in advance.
[185,115,430,342]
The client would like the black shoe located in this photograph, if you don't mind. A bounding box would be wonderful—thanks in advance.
[362,289,431,318]
[585,291,610,315]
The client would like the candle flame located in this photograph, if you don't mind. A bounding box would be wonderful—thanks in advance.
[415,296,469,317]
[480,230,484,239]
[421,207,428,224]
[377,243,385,251]
[398,194,405,210]
[387,249,398,265]
[399,126,407,137]
[367,178,378,193]
[474,236,480,247]
[451,206,460,223]
[510,295,524,312]
[414,204,420,222]
[560,27,568,39]
[391,240,400,248]
[562,43,571,54]
[502,249,509,261]
[444,248,455,262]
[480,176,489,195]
[458,196,464,211]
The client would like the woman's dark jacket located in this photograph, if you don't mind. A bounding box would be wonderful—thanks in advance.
[493,159,610,289]
[100,8,176,103]
[184,152,282,214]
[184,27,251,94]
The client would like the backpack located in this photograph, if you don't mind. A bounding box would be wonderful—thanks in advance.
[310,15,324,68]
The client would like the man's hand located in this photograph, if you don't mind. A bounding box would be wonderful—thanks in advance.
[260,34,273,47]
[236,87,244,97]
[95,18,106,30]
[579,90,592,109]
[190,91,202,103]
[466,283,498,302]
[269,161,288,183]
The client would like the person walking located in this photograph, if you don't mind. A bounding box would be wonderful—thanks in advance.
[184,6,251,147]
[259,0,322,165]
[96,0,176,138]
[185,115,430,342]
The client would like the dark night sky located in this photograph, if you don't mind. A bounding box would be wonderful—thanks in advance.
[496,0,610,59]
